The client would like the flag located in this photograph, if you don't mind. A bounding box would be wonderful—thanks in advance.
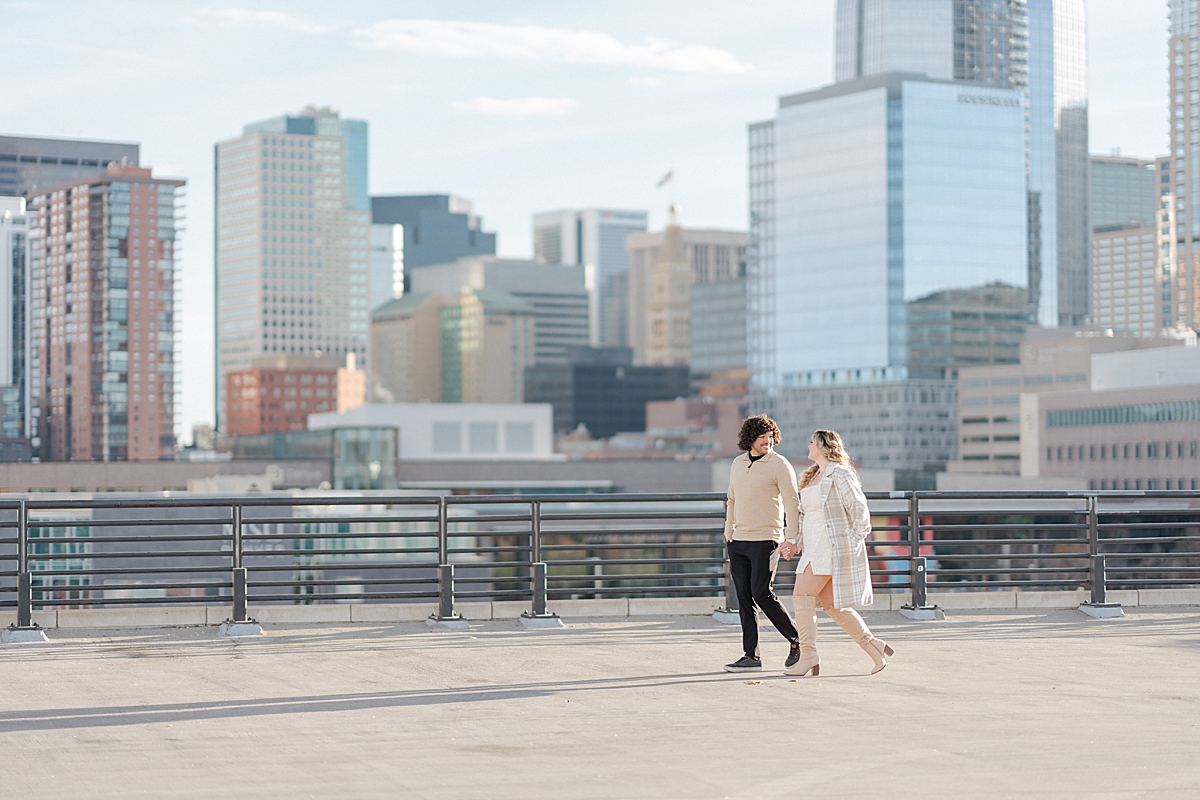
[656,170,673,187]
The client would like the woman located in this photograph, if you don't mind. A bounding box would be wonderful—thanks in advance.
[779,429,894,676]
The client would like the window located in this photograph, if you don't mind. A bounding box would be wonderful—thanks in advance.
[1047,447,1053,462]
[1056,446,1063,461]
[468,422,498,453]
[1089,445,1095,460]
[505,422,534,453]
[432,421,462,454]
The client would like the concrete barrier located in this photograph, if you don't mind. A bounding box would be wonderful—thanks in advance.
[56,606,209,629]
[1138,588,1200,606]
[8,589,1200,633]
[629,597,717,616]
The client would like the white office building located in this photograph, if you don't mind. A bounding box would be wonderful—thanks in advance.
[214,106,371,432]
[533,208,648,348]
[308,402,554,461]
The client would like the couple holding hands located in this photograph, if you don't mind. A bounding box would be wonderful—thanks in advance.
[723,415,894,676]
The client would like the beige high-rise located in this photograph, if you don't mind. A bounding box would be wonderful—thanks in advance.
[626,224,747,366]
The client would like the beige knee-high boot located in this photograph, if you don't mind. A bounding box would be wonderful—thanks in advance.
[825,607,894,675]
[783,595,820,676]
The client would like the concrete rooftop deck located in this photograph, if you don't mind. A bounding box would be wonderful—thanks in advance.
[1,609,1198,799]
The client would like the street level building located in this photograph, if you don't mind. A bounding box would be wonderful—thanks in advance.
[524,347,689,439]
[370,195,497,309]
[533,208,648,348]
[1022,382,1200,490]
[408,257,588,365]
[756,379,958,481]
[309,402,554,462]
[949,328,1192,475]
[214,106,370,433]
[28,163,184,461]
[0,134,139,198]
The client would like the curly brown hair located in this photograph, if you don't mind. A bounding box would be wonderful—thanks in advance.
[737,414,781,452]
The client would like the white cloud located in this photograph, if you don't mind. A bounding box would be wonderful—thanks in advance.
[353,20,752,74]
[187,8,337,34]
[628,76,663,87]
[452,96,579,116]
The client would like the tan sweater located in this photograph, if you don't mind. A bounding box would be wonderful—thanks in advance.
[724,450,800,542]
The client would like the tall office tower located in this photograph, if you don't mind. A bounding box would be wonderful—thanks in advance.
[369,194,497,309]
[408,257,589,365]
[748,74,1028,392]
[1090,155,1157,229]
[27,164,184,461]
[1165,3,1200,332]
[0,197,30,459]
[905,282,1027,379]
[533,208,649,348]
[832,0,1088,327]
[214,106,370,433]
[0,134,140,198]
[626,224,747,367]
[1088,155,1162,336]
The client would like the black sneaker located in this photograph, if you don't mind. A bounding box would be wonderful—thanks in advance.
[785,640,801,668]
[723,655,763,673]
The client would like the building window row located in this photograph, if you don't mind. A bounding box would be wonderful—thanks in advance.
[1047,400,1200,427]
[1048,441,1199,462]
[1090,478,1198,491]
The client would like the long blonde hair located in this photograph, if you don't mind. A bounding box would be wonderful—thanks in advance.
[798,429,860,489]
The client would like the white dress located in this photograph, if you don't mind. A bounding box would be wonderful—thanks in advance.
[796,481,834,576]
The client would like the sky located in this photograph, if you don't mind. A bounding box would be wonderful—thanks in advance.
[0,0,1172,444]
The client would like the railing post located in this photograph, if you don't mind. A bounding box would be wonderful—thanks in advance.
[900,493,943,620]
[4,499,49,642]
[17,500,30,627]
[219,503,262,636]
[429,496,467,629]
[712,499,739,624]
[522,500,562,628]
[1081,495,1123,617]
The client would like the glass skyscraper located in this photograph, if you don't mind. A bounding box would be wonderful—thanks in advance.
[831,0,1088,327]
[532,208,648,348]
[214,106,370,432]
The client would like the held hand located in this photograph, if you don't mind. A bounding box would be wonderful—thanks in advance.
[780,541,797,560]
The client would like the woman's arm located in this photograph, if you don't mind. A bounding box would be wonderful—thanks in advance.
[832,466,871,543]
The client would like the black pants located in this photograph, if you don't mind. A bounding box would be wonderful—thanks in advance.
[728,539,798,658]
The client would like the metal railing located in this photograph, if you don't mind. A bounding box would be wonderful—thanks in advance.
[1,490,1197,628]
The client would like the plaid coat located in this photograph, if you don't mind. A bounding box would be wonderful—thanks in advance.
[796,463,873,609]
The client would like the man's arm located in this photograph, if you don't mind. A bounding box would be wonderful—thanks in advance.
[724,462,737,541]
[778,458,800,543]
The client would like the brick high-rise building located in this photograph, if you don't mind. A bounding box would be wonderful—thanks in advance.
[28,163,184,461]
[224,352,364,437]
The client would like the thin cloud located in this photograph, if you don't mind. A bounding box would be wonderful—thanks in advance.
[187,8,337,34]
[354,19,752,75]
[629,77,663,87]
[452,96,579,117]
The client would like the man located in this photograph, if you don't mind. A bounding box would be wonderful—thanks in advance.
[723,414,801,673]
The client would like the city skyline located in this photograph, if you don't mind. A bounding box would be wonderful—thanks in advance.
[0,0,1173,442]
